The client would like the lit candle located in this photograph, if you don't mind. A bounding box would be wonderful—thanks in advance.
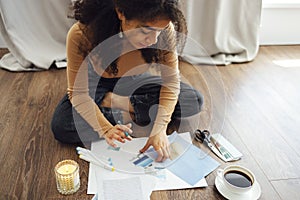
[57,164,76,175]
[55,160,80,195]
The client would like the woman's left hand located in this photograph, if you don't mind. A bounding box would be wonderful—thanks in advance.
[139,132,170,162]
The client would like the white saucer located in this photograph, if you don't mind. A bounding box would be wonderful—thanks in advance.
[215,176,261,200]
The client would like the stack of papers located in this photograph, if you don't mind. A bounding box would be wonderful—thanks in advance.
[87,132,219,199]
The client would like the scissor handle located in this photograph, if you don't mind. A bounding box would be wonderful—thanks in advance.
[194,129,211,143]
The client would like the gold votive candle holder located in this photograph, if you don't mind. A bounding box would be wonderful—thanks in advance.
[54,159,80,195]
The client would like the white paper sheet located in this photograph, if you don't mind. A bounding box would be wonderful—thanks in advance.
[87,132,208,195]
[98,176,155,200]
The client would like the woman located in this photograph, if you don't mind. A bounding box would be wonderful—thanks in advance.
[51,0,203,162]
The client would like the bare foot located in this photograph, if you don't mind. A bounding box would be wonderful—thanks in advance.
[101,92,134,112]
[101,92,113,108]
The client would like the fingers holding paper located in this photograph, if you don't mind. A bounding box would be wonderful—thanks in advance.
[104,123,133,148]
[140,132,170,162]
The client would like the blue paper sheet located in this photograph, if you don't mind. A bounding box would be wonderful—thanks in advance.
[167,144,220,186]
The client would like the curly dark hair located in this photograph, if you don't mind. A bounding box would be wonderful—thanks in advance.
[71,0,187,75]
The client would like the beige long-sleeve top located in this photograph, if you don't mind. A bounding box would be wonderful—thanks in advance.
[66,22,180,138]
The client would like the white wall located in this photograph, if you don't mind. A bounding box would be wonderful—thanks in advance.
[259,2,300,45]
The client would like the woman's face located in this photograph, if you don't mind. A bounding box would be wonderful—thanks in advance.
[117,12,170,49]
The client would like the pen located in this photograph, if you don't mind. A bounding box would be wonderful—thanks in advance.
[117,121,131,138]
[76,147,113,163]
[210,137,233,159]
[209,137,223,154]
[79,154,115,171]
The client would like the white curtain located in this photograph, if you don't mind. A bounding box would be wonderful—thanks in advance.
[181,0,262,65]
[0,0,262,71]
[0,0,74,71]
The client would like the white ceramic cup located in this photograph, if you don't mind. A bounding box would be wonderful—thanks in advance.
[217,165,256,194]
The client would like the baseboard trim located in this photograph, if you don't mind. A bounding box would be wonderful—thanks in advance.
[263,4,300,8]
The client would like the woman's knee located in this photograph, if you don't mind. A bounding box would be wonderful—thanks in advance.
[51,112,73,143]
[50,101,81,144]
[177,86,204,117]
[189,89,204,116]
[195,89,204,111]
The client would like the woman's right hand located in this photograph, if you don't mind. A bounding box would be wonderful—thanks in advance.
[104,123,133,148]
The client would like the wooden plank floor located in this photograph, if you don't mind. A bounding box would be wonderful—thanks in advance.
[0,45,300,199]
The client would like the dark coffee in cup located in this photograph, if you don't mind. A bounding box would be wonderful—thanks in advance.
[224,170,253,188]
[217,165,256,194]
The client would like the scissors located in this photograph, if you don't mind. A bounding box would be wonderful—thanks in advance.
[194,129,234,160]
[194,129,212,145]
[194,129,225,156]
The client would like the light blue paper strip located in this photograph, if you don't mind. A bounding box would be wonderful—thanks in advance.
[167,145,220,186]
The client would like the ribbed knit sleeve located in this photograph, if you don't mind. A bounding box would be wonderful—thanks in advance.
[66,22,113,137]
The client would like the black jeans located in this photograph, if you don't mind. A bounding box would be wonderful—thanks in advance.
[51,73,203,144]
